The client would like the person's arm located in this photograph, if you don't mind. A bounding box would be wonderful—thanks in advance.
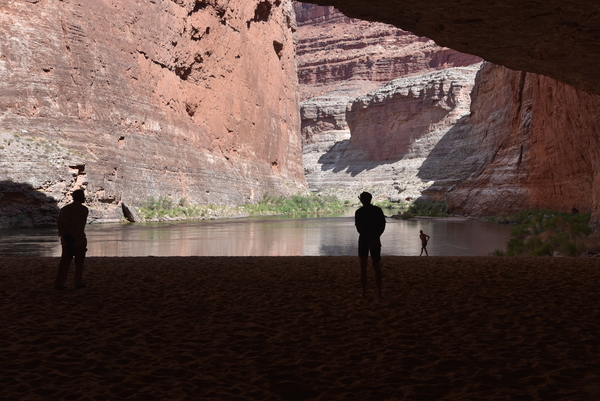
[377,208,386,236]
[355,209,364,234]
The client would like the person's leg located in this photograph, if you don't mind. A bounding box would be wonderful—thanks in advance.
[373,262,382,298]
[420,246,424,256]
[424,246,429,256]
[73,247,86,288]
[371,247,383,299]
[55,247,73,288]
[358,238,369,297]
[359,256,368,297]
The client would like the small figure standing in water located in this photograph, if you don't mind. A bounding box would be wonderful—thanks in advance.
[419,230,430,256]
[355,192,386,299]
[55,189,88,290]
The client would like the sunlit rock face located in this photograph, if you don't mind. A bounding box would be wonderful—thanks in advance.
[298,2,600,227]
[296,3,481,201]
[295,2,481,144]
[303,65,481,201]
[302,0,600,95]
[0,0,304,225]
[294,3,479,102]
[433,63,600,226]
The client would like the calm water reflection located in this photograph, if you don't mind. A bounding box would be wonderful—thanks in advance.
[0,216,511,257]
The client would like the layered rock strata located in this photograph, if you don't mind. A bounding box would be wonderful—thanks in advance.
[303,65,482,202]
[298,3,600,227]
[295,3,481,147]
[294,3,480,102]
[303,0,600,95]
[296,3,482,202]
[0,0,304,226]
[431,63,600,226]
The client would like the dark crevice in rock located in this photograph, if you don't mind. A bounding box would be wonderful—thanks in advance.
[247,1,273,28]
[138,50,194,81]
[175,65,192,80]
[190,26,210,41]
[189,1,208,16]
[186,102,197,117]
[69,164,85,174]
[273,40,283,59]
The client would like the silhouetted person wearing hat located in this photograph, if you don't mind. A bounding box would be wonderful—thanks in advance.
[355,192,386,299]
[55,189,88,290]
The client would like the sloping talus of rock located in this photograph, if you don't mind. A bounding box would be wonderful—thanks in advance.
[429,63,600,226]
[303,0,600,95]
[303,65,481,202]
[0,0,304,226]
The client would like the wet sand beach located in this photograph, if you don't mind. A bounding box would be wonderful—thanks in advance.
[1,256,600,400]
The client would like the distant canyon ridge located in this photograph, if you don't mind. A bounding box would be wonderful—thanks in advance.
[1,0,600,228]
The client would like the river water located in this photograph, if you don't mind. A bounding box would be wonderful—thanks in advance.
[0,215,511,257]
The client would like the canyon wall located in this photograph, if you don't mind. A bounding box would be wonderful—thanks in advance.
[0,0,304,227]
[303,0,600,95]
[298,3,600,228]
[434,63,600,226]
[303,65,481,202]
[296,3,482,202]
[294,3,479,102]
[297,2,600,226]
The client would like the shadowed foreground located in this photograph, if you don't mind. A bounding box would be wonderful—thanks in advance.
[1,256,600,400]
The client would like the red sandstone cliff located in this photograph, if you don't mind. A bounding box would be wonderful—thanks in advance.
[0,0,304,226]
[436,63,600,226]
[301,0,600,96]
[297,4,600,227]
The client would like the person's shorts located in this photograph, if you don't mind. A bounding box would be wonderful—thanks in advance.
[61,245,87,259]
[358,237,381,262]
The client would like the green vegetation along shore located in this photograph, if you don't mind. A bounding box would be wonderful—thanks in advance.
[491,210,593,257]
[135,198,598,257]
[387,201,449,219]
[135,194,348,221]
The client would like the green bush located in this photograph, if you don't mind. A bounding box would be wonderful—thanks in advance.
[137,196,203,220]
[488,249,506,257]
[135,194,347,221]
[243,193,346,217]
[393,201,449,219]
[504,210,592,256]
[374,199,409,211]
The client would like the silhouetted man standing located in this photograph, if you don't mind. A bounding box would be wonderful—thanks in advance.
[55,189,88,290]
[355,192,386,299]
